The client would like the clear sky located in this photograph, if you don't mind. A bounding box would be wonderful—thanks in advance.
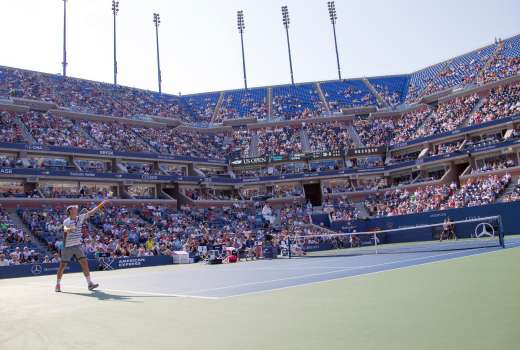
[0,0,518,95]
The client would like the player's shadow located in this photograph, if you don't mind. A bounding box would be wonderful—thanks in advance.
[61,290,173,303]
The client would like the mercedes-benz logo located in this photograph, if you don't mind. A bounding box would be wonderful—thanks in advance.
[475,222,495,238]
[31,264,43,275]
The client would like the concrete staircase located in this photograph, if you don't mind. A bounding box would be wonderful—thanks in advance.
[347,124,364,147]
[250,132,260,157]
[76,121,101,147]
[117,163,129,173]
[15,117,36,144]
[211,91,225,123]
[462,98,485,127]
[267,87,273,119]
[353,202,370,219]
[301,128,311,152]
[130,129,158,153]
[362,78,387,108]
[477,42,503,84]
[8,209,53,255]
[315,82,331,113]
[498,179,518,202]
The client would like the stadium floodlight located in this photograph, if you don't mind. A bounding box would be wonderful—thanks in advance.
[328,1,342,80]
[237,10,248,89]
[281,5,294,85]
[153,13,162,94]
[112,0,119,85]
[62,0,68,77]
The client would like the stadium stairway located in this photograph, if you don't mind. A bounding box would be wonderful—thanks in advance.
[211,92,225,123]
[498,177,519,202]
[315,83,331,114]
[353,201,370,219]
[267,87,273,118]
[116,162,129,173]
[347,124,364,147]
[14,117,36,143]
[131,129,159,153]
[192,167,206,177]
[301,128,310,152]
[250,132,259,157]
[9,209,53,255]
[477,42,503,84]
[462,98,486,127]
[76,121,102,147]
[362,78,387,107]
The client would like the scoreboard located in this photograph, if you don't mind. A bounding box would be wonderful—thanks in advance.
[231,147,385,167]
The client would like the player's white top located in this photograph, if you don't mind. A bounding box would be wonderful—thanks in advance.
[63,214,87,247]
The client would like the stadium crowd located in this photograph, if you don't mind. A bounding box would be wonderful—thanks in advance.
[364,184,455,217]
[0,111,24,143]
[0,67,193,121]
[468,82,520,125]
[255,126,302,157]
[447,174,511,207]
[0,36,519,268]
[305,121,354,152]
[12,201,316,264]
[0,207,40,265]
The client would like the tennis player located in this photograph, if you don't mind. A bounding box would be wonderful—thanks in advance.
[55,199,109,292]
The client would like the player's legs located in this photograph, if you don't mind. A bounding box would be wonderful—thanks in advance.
[56,246,98,292]
[55,261,68,292]
[56,246,73,292]
[79,257,91,277]
[450,228,457,240]
[77,253,99,291]
[57,261,67,280]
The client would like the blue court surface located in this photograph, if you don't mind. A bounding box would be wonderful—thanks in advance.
[30,237,520,300]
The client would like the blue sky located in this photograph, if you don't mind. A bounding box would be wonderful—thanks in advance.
[0,0,518,95]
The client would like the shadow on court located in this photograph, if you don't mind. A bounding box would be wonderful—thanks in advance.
[60,290,175,303]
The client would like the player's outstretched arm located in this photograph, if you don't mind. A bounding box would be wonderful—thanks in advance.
[85,199,110,217]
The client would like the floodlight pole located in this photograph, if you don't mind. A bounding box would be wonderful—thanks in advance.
[62,0,68,77]
[328,1,342,80]
[282,6,294,85]
[237,10,248,90]
[153,13,162,94]
[112,1,119,85]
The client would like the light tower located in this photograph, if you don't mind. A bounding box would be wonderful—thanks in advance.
[62,0,68,77]
[281,5,294,85]
[153,13,162,94]
[237,10,248,89]
[328,1,342,80]
[112,0,119,85]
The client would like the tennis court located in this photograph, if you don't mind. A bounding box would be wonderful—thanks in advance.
[2,237,520,350]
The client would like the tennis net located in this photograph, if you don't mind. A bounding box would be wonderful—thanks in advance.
[282,215,504,258]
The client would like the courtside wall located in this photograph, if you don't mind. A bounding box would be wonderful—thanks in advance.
[330,201,520,242]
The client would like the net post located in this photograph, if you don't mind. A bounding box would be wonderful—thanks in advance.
[374,232,378,254]
[498,215,505,248]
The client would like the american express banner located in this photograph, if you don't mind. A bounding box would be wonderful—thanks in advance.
[0,255,175,280]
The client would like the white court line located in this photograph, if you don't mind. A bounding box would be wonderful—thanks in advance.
[182,249,484,295]
[28,241,520,300]
[29,251,467,299]
[29,283,218,300]
[94,287,219,300]
[218,242,520,299]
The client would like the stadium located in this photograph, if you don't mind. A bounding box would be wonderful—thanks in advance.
[1,1,519,349]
